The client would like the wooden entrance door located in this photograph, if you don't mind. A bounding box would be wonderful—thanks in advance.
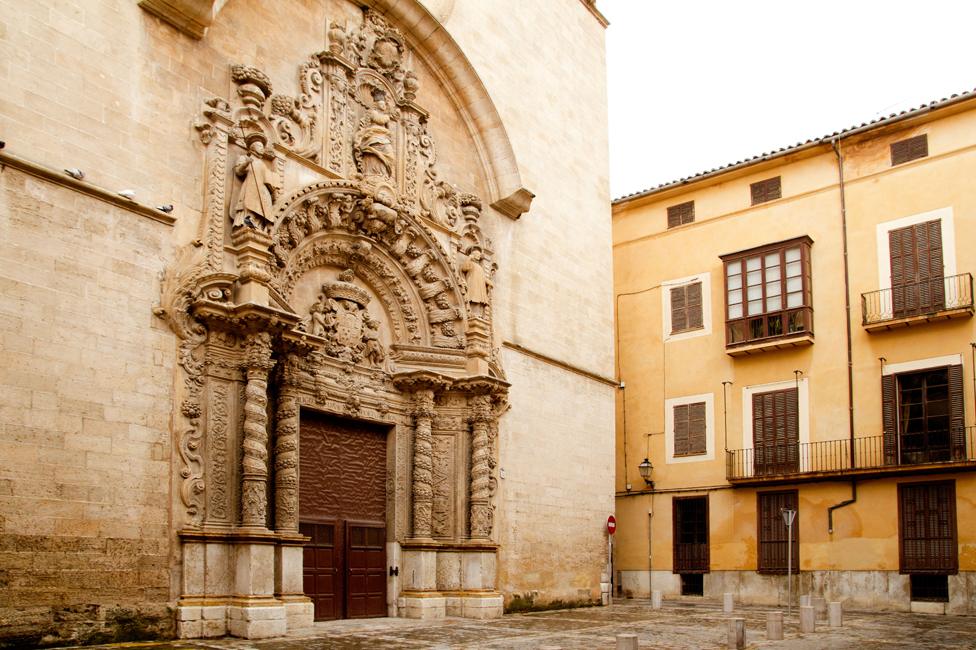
[299,413,388,620]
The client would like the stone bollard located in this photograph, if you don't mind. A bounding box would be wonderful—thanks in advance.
[829,601,843,627]
[799,594,811,608]
[813,596,827,620]
[616,633,638,650]
[766,611,784,641]
[723,592,734,613]
[651,589,662,609]
[799,605,816,633]
[727,618,746,650]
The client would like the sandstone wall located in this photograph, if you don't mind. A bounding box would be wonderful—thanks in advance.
[0,171,176,646]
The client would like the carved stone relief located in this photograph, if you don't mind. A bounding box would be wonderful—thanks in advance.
[162,9,513,572]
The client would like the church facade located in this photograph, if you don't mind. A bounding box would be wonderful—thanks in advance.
[0,0,614,645]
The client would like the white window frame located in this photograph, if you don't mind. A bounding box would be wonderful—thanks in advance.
[875,207,955,291]
[662,272,712,343]
[665,392,715,464]
[882,354,962,377]
[741,378,810,472]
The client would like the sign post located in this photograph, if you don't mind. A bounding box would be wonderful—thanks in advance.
[781,508,797,617]
[607,515,616,604]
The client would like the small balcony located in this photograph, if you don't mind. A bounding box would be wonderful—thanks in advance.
[726,427,976,485]
[861,273,973,332]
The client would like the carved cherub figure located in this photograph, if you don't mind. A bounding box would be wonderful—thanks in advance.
[362,313,385,366]
[231,137,280,231]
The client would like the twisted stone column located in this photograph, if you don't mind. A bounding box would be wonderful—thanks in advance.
[412,388,436,539]
[241,332,275,528]
[274,385,300,533]
[469,394,493,539]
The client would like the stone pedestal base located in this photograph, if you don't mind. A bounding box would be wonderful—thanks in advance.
[226,601,287,639]
[281,597,314,631]
[176,603,227,639]
[460,592,503,619]
[400,593,447,619]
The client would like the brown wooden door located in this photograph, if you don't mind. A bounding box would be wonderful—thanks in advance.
[300,521,339,621]
[673,496,709,573]
[346,523,387,618]
[299,413,388,620]
[889,219,944,317]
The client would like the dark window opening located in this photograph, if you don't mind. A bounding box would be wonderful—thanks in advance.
[883,365,965,466]
[910,574,948,602]
[673,496,709,573]
[758,490,798,574]
[750,176,782,205]
[890,134,928,166]
[667,201,695,228]
[680,573,704,596]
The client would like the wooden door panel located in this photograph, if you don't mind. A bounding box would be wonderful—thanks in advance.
[300,413,388,620]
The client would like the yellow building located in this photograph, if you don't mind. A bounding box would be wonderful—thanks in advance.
[612,91,976,614]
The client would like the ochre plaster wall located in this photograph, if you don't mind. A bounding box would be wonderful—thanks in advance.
[612,103,976,608]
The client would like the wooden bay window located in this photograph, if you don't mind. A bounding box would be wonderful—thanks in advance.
[721,236,813,347]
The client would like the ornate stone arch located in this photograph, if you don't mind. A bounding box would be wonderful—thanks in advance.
[142,0,532,218]
[158,3,512,637]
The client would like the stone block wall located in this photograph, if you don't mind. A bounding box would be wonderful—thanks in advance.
[0,170,176,647]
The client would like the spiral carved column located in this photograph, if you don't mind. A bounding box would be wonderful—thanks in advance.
[469,394,493,539]
[274,384,300,533]
[411,388,436,539]
[240,332,275,529]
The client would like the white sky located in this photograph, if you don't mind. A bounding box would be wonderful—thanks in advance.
[604,1,976,199]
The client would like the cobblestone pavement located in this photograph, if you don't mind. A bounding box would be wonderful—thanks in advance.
[66,600,976,649]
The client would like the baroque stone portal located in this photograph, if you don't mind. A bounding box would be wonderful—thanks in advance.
[160,8,508,639]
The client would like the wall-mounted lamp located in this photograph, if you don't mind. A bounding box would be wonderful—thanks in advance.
[638,458,654,489]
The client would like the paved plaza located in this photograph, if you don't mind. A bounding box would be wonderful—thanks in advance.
[65,600,976,649]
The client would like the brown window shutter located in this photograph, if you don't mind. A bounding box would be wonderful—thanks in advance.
[667,201,695,228]
[688,401,707,455]
[758,490,798,573]
[899,481,957,574]
[882,374,898,465]
[687,282,703,329]
[671,286,687,333]
[750,177,782,205]
[890,134,928,166]
[948,365,965,460]
[674,404,690,456]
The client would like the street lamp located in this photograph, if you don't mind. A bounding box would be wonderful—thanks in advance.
[781,508,797,617]
[638,458,654,489]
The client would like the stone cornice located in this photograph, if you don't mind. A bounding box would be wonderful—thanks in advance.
[0,149,176,226]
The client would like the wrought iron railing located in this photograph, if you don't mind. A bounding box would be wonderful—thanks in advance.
[726,427,976,480]
[861,273,973,325]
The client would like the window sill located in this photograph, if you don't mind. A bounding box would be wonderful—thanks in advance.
[726,333,814,357]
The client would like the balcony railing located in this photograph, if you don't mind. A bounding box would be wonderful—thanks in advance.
[862,273,973,326]
[726,427,976,481]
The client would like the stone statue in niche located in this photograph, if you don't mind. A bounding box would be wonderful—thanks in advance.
[355,89,396,180]
[458,245,492,318]
[303,269,385,366]
[230,135,281,231]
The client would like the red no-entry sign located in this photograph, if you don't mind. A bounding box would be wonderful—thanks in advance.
[607,515,617,535]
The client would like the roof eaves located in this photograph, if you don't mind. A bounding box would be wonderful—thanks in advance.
[612,88,976,206]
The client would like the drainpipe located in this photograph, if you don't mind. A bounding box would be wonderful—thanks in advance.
[827,139,859,536]
[828,481,857,534]
[831,138,857,468]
